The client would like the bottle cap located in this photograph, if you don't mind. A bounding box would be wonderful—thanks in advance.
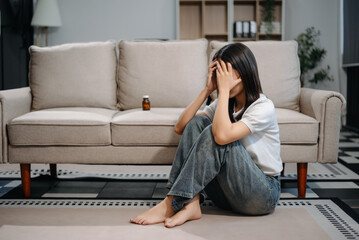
[143,95,149,98]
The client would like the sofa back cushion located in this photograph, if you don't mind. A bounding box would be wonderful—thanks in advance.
[210,40,301,111]
[28,41,118,111]
[117,39,208,110]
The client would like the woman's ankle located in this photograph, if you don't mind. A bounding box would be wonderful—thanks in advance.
[165,195,174,204]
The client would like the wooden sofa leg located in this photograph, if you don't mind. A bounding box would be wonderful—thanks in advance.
[297,163,308,198]
[20,164,31,198]
[50,164,57,178]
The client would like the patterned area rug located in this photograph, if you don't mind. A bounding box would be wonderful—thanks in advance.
[0,198,358,240]
[1,128,359,240]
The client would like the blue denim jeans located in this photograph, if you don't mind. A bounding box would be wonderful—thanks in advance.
[166,115,281,215]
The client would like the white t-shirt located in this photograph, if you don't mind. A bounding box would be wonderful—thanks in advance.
[202,93,283,176]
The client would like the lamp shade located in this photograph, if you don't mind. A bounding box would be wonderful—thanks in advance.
[31,0,62,27]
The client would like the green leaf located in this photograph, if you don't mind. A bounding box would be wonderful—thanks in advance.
[296,27,332,85]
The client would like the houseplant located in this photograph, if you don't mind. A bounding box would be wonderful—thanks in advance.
[261,0,275,39]
[295,26,334,87]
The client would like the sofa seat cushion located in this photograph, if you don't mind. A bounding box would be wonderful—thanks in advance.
[111,107,318,146]
[7,107,117,146]
[111,108,184,146]
[276,108,319,144]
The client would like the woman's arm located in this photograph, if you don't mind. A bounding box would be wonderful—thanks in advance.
[174,88,211,135]
[212,91,251,145]
[212,60,251,145]
[174,60,218,135]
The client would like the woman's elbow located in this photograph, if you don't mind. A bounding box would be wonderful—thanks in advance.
[212,127,226,145]
[174,125,183,135]
[213,133,227,146]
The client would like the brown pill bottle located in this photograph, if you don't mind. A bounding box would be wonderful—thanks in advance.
[142,95,150,111]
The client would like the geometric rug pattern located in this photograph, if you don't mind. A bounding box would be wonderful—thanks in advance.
[0,161,358,180]
[0,198,358,240]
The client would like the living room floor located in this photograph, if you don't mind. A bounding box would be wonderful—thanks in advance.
[0,128,359,216]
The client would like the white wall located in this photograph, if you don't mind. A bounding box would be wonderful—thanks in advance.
[284,0,344,96]
[35,0,344,95]
[35,0,177,45]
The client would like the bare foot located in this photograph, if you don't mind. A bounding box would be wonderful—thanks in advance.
[164,194,202,228]
[129,195,175,225]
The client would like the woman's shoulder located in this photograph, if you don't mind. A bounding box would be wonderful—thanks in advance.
[243,94,275,119]
[240,94,278,132]
[250,94,275,110]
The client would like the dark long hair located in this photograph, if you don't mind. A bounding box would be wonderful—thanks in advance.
[212,42,263,122]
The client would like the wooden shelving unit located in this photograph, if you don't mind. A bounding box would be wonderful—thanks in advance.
[203,0,228,41]
[177,0,284,42]
[179,0,203,39]
[179,0,229,41]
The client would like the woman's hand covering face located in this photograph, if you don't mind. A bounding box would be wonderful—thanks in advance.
[215,59,242,94]
[205,59,218,93]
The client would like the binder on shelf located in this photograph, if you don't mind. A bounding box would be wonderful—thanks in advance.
[234,21,256,39]
[233,21,242,38]
[250,21,257,38]
[242,21,250,38]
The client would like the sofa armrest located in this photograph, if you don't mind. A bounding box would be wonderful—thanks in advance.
[299,87,346,163]
[0,87,32,163]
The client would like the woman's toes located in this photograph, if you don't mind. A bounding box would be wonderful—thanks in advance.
[165,222,175,228]
[164,218,175,228]
[133,217,142,224]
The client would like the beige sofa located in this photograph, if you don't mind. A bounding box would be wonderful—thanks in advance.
[0,39,345,198]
